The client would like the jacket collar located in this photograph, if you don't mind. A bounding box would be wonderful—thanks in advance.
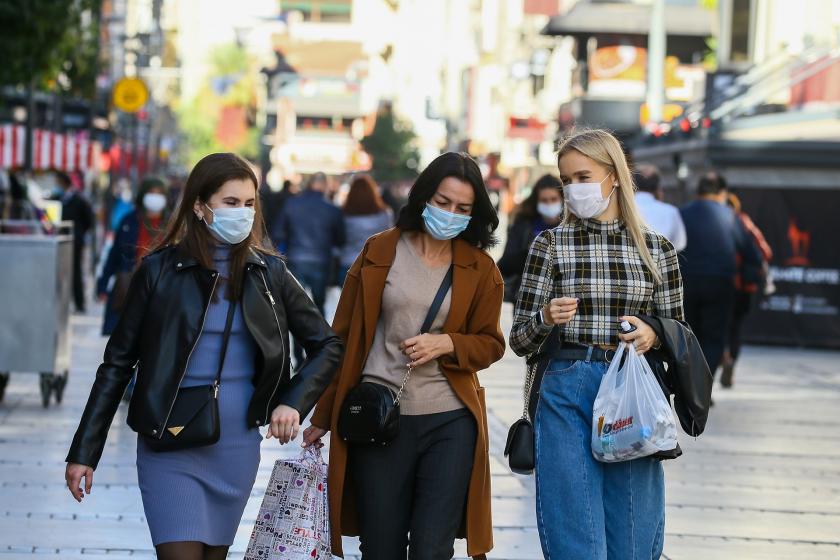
[364,227,479,269]
[172,244,268,272]
[359,227,482,349]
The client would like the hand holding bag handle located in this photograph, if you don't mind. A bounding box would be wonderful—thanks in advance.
[504,230,556,474]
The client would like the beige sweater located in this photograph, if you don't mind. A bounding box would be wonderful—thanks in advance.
[361,234,464,415]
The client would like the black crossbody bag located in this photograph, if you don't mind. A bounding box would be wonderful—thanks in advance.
[504,230,556,474]
[144,300,237,452]
[338,265,454,446]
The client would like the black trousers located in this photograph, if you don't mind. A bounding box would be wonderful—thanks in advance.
[727,291,754,362]
[72,242,86,313]
[683,275,736,376]
[349,409,477,560]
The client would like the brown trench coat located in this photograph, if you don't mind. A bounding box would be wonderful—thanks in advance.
[310,227,506,558]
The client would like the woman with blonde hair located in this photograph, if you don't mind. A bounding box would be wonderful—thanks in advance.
[510,128,684,559]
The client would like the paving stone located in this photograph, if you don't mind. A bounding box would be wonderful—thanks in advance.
[2,306,839,558]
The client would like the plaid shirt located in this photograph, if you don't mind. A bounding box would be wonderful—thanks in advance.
[510,217,684,355]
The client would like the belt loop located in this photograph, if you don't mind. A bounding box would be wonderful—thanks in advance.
[585,345,593,363]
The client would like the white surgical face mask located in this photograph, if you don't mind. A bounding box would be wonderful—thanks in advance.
[143,192,167,213]
[204,205,255,245]
[563,176,616,219]
[537,201,563,220]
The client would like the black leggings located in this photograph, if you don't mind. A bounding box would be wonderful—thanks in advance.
[350,409,477,560]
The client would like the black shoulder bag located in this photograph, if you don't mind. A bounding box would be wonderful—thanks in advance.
[338,265,454,446]
[504,230,557,474]
[144,300,237,452]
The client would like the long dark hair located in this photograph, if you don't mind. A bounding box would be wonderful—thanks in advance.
[343,174,387,216]
[395,152,499,249]
[153,152,277,300]
[513,173,562,223]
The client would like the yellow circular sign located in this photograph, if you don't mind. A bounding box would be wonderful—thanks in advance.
[112,77,149,113]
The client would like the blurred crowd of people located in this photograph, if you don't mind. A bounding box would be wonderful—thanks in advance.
[2,156,773,395]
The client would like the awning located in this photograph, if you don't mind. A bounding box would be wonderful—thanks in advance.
[0,125,100,172]
[542,1,713,38]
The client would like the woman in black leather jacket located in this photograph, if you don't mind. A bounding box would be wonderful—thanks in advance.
[65,152,343,560]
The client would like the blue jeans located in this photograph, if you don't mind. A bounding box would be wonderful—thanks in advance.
[535,358,665,560]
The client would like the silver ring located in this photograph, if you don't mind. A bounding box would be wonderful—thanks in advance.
[605,348,616,362]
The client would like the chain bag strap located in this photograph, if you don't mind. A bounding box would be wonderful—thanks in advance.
[338,264,454,445]
[393,264,454,407]
[505,230,556,474]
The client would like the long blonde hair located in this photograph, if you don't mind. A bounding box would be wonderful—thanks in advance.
[556,128,661,284]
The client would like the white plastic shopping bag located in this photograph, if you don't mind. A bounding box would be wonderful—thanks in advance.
[592,342,678,462]
[244,447,331,560]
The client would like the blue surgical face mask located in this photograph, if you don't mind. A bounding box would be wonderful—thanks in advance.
[422,203,471,240]
[204,205,255,245]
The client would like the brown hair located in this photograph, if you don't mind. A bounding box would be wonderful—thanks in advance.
[342,174,387,216]
[153,152,277,300]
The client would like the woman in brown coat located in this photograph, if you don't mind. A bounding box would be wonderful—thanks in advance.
[302,152,505,559]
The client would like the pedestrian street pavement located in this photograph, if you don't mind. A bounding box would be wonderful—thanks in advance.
[2,300,840,559]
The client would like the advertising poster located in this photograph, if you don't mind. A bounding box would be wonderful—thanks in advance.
[738,188,840,348]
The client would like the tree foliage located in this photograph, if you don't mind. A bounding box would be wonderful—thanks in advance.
[0,0,101,97]
[175,43,259,167]
[361,105,420,182]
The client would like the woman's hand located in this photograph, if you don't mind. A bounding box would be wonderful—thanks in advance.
[543,297,578,326]
[65,463,94,502]
[400,334,455,368]
[266,405,300,444]
[618,316,659,354]
[301,425,328,448]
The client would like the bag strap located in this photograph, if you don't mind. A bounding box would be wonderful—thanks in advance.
[420,264,454,334]
[395,264,455,405]
[522,230,556,420]
[213,299,238,390]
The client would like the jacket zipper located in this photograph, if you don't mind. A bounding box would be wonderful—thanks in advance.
[159,274,219,435]
[258,269,286,423]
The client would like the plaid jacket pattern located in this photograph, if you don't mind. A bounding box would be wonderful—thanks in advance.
[510,218,684,356]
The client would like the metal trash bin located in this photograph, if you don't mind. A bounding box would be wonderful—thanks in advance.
[0,220,73,406]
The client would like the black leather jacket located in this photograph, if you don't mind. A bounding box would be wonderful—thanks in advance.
[639,315,713,437]
[67,245,343,469]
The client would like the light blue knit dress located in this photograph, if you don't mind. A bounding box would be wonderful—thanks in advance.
[136,245,262,546]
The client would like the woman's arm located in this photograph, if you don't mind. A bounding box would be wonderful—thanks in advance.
[509,231,555,356]
[308,248,364,429]
[97,215,131,295]
[275,263,344,419]
[66,257,155,469]
[441,263,506,372]
[651,237,684,321]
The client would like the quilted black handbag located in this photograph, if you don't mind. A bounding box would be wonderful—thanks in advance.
[338,265,453,446]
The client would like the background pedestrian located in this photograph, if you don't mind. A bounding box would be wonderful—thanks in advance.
[633,163,687,251]
[276,171,345,365]
[338,174,392,285]
[679,171,762,383]
[497,173,563,304]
